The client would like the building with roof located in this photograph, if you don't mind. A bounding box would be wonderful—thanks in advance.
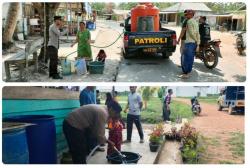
[213,4,246,31]
[160,2,213,26]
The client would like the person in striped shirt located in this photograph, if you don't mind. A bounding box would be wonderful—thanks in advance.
[163,89,173,122]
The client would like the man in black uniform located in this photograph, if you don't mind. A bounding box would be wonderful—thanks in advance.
[199,16,211,49]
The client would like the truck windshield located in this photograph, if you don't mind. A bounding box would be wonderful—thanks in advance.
[137,16,154,32]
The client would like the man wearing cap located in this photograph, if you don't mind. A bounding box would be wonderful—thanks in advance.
[47,16,68,79]
[123,86,144,143]
[63,104,114,164]
[179,10,200,79]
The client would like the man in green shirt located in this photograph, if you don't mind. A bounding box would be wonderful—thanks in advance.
[179,10,200,79]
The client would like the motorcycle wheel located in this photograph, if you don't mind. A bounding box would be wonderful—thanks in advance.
[203,49,218,69]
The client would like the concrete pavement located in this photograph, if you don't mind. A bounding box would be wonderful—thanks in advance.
[87,128,159,164]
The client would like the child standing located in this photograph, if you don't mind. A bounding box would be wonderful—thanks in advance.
[107,101,123,156]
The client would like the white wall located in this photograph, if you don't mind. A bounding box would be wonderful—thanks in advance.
[167,86,219,97]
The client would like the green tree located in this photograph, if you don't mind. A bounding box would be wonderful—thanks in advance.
[90,2,106,12]
[205,2,245,13]
[117,2,174,10]
[117,2,137,10]
[140,87,158,110]
[158,87,166,100]
[154,2,175,10]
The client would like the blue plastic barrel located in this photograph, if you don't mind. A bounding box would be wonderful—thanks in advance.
[87,21,96,30]
[5,115,57,164]
[2,128,29,164]
[61,59,71,76]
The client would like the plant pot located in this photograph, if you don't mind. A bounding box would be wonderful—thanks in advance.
[149,142,160,152]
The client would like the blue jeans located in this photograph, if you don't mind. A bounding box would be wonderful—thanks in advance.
[181,43,197,74]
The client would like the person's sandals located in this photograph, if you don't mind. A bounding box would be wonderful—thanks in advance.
[178,74,190,79]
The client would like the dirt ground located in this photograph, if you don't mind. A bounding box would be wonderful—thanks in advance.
[175,98,245,164]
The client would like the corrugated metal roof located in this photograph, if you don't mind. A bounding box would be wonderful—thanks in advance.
[162,2,212,12]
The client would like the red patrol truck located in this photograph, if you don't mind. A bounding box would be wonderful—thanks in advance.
[120,3,176,59]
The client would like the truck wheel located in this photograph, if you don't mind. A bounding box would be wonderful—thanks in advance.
[217,103,223,111]
[162,52,171,59]
[122,49,130,59]
[228,105,233,115]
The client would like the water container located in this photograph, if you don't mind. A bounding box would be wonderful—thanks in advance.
[87,21,96,30]
[131,3,160,32]
[75,58,87,75]
[5,115,57,164]
[88,61,105,74]
[61,59,71,76]
[2,128,29,164]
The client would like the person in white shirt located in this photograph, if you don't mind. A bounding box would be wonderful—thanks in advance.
[47,16,68,79]
[123,86,144,143]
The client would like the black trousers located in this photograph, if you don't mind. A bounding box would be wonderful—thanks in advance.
[163,106,171,121]
[63,120,89,164]
[126,114,144,141]
[47,46,58,76]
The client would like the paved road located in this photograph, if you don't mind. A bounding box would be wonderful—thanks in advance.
[98,21,246,82]
[3,20,245,82]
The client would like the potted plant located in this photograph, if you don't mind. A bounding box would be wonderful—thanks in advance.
[165,126,181,141]
[149,123,164,152]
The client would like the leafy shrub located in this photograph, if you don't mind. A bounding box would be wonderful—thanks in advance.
[179,123,200,164]
[149,123,164,144]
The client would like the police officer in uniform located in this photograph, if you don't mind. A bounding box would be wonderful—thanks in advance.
[199,16,211,50]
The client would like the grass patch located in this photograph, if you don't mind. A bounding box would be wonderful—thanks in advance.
[196,135,222,164]
[170,100,193,121]
[228,132,244,158]
[178,96,218,105]
[198,97,218,105]
[204,137,221,147]
[104,96,194,124]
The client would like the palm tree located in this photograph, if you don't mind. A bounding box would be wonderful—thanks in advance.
[140,87,158,110]
[2,3,20,49]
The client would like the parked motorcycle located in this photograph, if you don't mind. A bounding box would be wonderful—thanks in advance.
[195,39,222,69]
[236,32,246,55]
